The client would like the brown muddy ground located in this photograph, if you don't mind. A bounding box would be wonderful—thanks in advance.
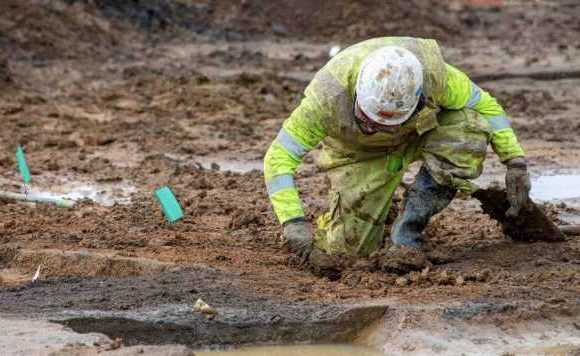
[1,0,580,351]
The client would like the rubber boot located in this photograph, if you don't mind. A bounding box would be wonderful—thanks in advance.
[390,167,457,251]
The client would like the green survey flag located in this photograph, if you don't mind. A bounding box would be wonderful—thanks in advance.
[16,145,31,184]
[155,187,184,223]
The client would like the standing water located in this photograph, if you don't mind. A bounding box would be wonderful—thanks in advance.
[25,179,136,207]
[196,344,382,356]
[530,172,580,201]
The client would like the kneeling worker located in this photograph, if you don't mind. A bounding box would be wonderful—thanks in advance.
[263,37,530,269]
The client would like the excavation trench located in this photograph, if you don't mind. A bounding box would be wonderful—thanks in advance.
[0,266,388,351]
[1,248,578,354]
[0,247,387,352]
[54,305,387,348]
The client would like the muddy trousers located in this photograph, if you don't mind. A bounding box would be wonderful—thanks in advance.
[313,109,492,257]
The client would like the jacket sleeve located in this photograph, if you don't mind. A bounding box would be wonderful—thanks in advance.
[438,63,525,162]
[264,94,326,224]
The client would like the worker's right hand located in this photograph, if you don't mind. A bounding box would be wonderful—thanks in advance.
[282,218,313,265]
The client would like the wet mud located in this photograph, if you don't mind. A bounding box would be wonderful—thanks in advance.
[1,0,580,352]
[0,267,387,348]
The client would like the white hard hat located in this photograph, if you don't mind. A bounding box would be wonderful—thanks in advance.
[356,46,423,126]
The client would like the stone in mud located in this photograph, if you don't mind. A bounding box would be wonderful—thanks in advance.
[473,188,566,242]
[307,247,360,280]
[193,298,217,315]
[376,246,432,275]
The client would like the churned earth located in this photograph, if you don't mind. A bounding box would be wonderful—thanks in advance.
[1,0,579,354]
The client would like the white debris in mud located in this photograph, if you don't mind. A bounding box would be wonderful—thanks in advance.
[31,264,41,284]
[193,298,218,315]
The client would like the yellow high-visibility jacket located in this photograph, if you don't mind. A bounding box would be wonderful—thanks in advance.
[264,37,524,224]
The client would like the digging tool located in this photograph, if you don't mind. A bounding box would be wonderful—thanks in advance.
[0,190,75,208]
[472,188,566,242]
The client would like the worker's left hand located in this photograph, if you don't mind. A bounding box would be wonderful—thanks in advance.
[505,157,531,217]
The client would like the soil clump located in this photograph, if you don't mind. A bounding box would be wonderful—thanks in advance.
[473,188,566,242]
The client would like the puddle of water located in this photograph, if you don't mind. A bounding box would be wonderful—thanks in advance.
[196,344,382,356]
[514,344,580,355]
[27,180,136,207]
[195,157,263,173]
[558,211,580,225]
[530,173,580,201]
[165,153,263,173]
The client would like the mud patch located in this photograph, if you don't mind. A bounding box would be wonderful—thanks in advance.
[0,248,174,285]
[0,267,387,348]
[58,305,385,349]
[1,0,580,353]
[360,301,580,355]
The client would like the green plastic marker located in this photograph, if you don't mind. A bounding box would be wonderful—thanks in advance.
[16,145,31,184]
[155,187,184,223]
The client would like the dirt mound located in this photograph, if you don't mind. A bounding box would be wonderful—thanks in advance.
[456,1,580,51]
[68,0,462,41]
[200,0,460,41]
[0,0,129,60]
[3,0,580,66]
[0,0,461,62]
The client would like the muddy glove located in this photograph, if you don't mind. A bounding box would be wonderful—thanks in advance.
[505,157,531,217]
[282,217,313,265]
